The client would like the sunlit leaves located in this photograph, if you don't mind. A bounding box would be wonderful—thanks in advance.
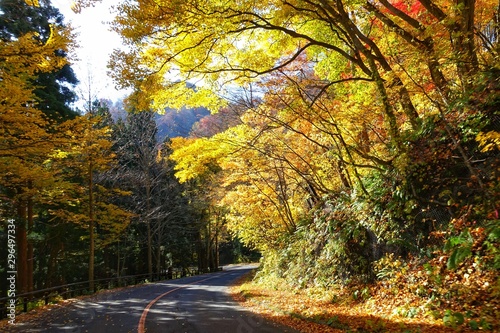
[108,0,318,110]
[24,0,39,7]
[56,115,116,174]
[70,0,100,13]
[105,0,499,309]
[170,136,227,183]
[0,17,74,193]
[476,131,500,152]
[47,114,131,242]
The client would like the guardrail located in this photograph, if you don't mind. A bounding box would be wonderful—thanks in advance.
[0,266,209,319]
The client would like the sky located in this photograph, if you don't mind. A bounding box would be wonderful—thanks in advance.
[52,0,129,106]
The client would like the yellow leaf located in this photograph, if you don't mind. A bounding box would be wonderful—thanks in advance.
[25,0,39,7]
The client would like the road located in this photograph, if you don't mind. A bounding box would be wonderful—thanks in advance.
[4,265,298,333]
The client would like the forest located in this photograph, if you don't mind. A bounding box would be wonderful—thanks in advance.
[1,0,499,331]
[0,0,249,300]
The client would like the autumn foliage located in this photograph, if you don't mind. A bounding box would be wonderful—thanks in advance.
[104,0,500,330]
[1,0,498,330]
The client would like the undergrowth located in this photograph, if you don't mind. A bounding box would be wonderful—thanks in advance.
[232,256,499,332]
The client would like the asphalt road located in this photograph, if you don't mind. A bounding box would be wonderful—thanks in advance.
[4,265,298,333]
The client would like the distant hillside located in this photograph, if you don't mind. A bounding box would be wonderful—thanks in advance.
[106,98,210,141]
[156,107,210,140]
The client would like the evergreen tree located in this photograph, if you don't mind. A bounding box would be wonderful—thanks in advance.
[110,108,197,276]
[0,0,78,120]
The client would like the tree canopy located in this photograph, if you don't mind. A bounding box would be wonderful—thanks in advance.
[106,0,499,328]
[1,0,498,329]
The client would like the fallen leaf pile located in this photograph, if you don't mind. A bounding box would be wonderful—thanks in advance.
[229,261,499,333]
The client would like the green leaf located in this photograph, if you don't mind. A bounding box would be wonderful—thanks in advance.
[453,312,465,325]
[469,320,479,330]
[447,246,472,270]
[443,310,465,327]
[487,226,500,242]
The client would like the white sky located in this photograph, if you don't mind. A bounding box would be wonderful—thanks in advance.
[52,0,129,106]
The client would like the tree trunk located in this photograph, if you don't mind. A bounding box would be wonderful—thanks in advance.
[214,226,219,270]
[117,241,121,280]
[197,230,207,273]
[46,241,62,288]
[206,223,212,271]
[146,218,153,279]
[324,0,403,150]
[419,0,479,90]
[89,162,95,292]
[16,199,28,294]
[146,176,153,280]
[454,0,478,90]
[27,185,34,292]
[156,239,161,279]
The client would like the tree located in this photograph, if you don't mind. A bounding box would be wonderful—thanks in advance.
[0,0,79,293]
[107,0,500,151]
[110,105,199,277]
[49,105,132,291]
[0,2,74,293]
[113,108,158,278]
[77,0,499,301]
[0,0,79,120]
[152,140,195,274]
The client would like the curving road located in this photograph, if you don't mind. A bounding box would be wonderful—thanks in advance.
[4,265,298,333]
